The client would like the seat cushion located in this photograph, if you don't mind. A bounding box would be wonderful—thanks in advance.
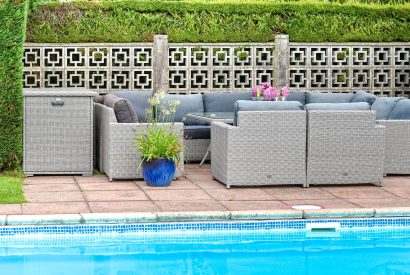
[113,91,153,122]
[307,92,354,104]
[234,100,304,126]
[184,125,211,140]
[389,99,410,120]
[286,92,306,105]
[203,92,252,112]
[351,91,377,105]
[371,97,405,120]
[103,94,138,123]
[305,102,370,111]
[158,94,205,125]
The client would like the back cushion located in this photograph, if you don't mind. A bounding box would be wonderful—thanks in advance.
[371,97,405,120]
[351,91,377,105]
[234,100,304,126]
[287,92,306,105]
[104,94,138,123]
[203,92,252,112]
[389,99,410,120]
[305,102,370,111]
[93,95,105,104]
[113,91,153,122]
[307,92,354,104]
[158,94,205,125]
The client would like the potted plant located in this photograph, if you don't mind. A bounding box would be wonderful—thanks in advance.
[134,92,182,187]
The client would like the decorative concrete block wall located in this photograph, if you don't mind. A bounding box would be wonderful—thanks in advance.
[23,35,410,97]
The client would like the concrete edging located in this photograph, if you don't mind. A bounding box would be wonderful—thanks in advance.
[2,207,410,226]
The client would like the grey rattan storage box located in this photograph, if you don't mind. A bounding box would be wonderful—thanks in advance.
[23,88,97,176]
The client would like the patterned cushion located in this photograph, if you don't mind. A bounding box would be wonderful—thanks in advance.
[307,92,354,104]
[351,91,377,105]
[305,102,370,111]
[389,99,410,120]
[234,100,304,126]
[371,97,405,120]
[103,94,138,123]
[203,92,252,112]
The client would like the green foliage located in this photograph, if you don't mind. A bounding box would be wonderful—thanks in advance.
[0,166,26,204]
[135,92,183,164]
[0,0,29,171]
[26,0,410,43]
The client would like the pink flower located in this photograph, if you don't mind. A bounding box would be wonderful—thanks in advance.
[280,87,289,98]
[263,87,280,101]
[252,85,263,97]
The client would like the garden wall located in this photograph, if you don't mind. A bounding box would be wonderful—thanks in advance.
[0,0,29,171]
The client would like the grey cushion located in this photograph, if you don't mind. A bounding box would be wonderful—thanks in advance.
[184,125,211,140]
[305,102,370,111]
[389,99,410,120]
[104,94,138,123]
[307,92,354,104]
[203,92,252,112]
[371,97,405,120]
[158,94,205,125]
[351,91,377,105]
[113,91,153,122]
[234,100,304,126]
[287,92,306,105]
[93,95,105,104]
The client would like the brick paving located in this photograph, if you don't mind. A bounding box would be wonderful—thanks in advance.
[5,164,410,215]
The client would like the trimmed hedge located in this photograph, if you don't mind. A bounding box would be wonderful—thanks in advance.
[0,0,29,171]
[26,0,410,43]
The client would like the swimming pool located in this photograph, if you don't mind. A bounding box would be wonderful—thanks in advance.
[1,218,410,275]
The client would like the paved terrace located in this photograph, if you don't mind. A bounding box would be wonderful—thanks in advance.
[3,164,410,215]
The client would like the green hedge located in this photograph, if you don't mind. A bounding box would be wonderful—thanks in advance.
[26,0,410,43]
[0,0,29,171]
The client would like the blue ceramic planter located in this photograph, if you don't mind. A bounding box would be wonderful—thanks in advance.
[141,158,176,187]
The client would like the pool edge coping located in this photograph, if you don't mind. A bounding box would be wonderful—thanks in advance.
[3,207,410,226]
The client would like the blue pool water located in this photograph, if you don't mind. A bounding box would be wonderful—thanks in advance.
[1,218,410,275]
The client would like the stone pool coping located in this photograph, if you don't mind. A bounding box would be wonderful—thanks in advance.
[2,207,410,226]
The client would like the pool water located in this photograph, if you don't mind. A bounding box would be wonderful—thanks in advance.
[1,219,410,275]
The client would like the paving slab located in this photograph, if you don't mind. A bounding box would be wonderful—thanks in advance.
[22,202,90,215]
[380,187,410,199]
[23,183,79,192]
[192,180,226,189]
[154,200,227,212]
[24,176,75,185]
[265,187,336,200]
[282,199,360,209]
[382,176,410,187]
[220,200,289,211]
[204,188,274,201]
[24,191,85,203]
[135,179,200,190]
[79,182,139,191]
[320,186,396,199]
[74,176,110,183]
[88,201,160,213]
[347,198,410,208]
[145,189,213,201]
[0,204,22,215]
[83,190,149,201]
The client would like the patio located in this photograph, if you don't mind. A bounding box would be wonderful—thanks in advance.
[3,164,410,215]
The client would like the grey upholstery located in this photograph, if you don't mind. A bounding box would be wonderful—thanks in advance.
[307,92,354,104]
[184,125,211,139]
[234,100,304,126]
[113,91,153,122]
[103,94,138,123]
[389,99,410,120]
[287,92,306,105]
[305,102,370,111]
[351,91,377,105]
[159,94,205,125]
[203,92,252,112]
[371,97,405,120]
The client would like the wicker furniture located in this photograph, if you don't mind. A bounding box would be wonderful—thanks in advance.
[94,103,184,181]
[211,111,307,188]
[307,111,385,186]
[377,120,410,174]
[23,88,96,176]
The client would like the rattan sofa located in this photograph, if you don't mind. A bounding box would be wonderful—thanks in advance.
[211,110,307,188]
[307,110,385,187]
[94,103,184,181]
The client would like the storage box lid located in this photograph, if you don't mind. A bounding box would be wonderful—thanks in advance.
[24,88,97,97]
